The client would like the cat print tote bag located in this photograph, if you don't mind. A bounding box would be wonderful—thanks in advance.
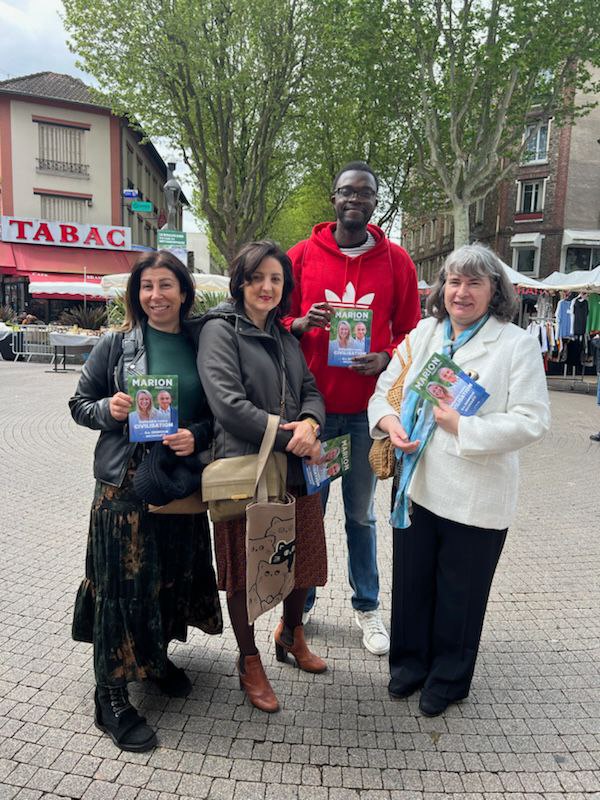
[245,415,296,624]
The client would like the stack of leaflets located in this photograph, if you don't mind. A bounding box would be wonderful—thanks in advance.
[409,352,489,416]
[302,434,351,494]
[127,375,179,442]
[327,307,372,367]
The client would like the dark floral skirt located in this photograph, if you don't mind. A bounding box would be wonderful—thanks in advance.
[73,464,223,686]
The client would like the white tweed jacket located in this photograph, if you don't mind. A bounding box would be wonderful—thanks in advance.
[368,316,551,529]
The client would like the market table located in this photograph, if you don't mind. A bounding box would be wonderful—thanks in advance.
[48,331,99,372]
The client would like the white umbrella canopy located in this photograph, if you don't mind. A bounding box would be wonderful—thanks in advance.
[101,271,230,297]
[539,264,600,291]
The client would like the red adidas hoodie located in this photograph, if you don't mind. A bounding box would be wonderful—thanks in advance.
[282,222,421,414]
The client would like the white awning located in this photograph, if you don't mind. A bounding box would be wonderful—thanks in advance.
[539,264,600,291]
[28,272,106,299]
[510,232,543,248]
[562,229,600,248]
[100,271,230,297]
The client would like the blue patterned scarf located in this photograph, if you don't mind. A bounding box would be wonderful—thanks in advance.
[391,314,490,529]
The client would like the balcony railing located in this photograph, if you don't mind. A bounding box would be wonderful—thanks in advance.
[36,158,89,177]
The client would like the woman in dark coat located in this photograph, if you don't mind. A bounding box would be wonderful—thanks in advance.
[69,251,222,752]
[198,241,328,713]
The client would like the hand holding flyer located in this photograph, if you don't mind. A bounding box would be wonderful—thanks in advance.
[409,353,488,416]
[327,307,372,367]
[302,434,351,494]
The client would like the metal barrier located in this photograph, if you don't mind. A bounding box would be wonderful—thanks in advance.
[11,326,55,362]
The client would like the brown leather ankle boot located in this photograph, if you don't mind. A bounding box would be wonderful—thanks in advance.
[274,619,327,673]
[237,654,279,713]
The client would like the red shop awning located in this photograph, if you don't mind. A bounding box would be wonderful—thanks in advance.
[0,242,17,273]
[0,241,139,277]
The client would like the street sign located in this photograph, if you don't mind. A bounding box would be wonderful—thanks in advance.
[123,189,138,198]
[131,201,154,213]
[158,230,187,248]
[158,229,187,267]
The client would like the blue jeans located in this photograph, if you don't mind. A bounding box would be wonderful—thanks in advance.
[304,411,379,613]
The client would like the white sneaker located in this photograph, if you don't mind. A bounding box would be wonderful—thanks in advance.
[354,610,390,655]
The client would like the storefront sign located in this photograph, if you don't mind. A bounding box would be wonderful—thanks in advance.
[0,216,132,251]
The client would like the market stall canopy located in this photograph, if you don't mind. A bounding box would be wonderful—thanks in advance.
[28,272,106,300]
[539,264,600,291]
[499,261,544,288]
[100,271,230,297]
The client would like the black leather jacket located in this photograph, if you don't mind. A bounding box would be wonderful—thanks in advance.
[69,320,211,487]
[197,302,325,486]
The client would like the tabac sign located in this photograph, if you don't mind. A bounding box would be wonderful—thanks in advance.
[0,216,132,251]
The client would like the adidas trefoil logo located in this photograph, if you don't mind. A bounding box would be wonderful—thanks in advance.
[324,282,375,308]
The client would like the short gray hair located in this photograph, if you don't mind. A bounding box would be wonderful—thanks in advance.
[426,244,518,323]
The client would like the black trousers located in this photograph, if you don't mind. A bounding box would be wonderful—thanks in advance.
[390,502,507,702]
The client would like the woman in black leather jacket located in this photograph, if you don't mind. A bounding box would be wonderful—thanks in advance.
[69,251,222,752]
[198,240,328,714]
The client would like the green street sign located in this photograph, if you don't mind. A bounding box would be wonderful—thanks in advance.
[158,230,187,248]
[131,200,154,213]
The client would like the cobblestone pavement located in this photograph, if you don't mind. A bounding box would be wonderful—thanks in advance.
[1,361,599,800]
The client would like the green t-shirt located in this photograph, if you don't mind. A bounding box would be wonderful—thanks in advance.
[144,324,204,424]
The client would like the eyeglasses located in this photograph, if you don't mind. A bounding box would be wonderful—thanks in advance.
[334,186,377,200]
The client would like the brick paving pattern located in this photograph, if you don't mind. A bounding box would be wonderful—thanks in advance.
[0,360,599,799]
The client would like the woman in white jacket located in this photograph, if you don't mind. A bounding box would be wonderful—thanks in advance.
[368,244,550,717]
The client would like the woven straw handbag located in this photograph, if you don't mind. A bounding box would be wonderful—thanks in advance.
[368,336,413,480]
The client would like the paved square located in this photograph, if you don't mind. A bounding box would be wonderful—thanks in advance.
[0,361,599,799]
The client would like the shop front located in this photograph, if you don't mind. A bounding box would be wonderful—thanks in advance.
[0,216,140,321]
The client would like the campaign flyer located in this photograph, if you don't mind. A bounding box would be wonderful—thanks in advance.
[327,307,373,367]
[409,352,489,416]
[303,434,352,494]
[127,374,179,442]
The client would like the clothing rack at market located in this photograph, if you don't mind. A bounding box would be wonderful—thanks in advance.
[515,264,600,391]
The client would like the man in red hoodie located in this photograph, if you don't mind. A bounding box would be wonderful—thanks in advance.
[283,161,420,655]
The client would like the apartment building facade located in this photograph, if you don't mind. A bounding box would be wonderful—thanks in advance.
[403,70,600,284]
[0,71,185,317]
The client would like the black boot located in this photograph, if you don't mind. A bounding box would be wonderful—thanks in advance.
[95,685,156,752]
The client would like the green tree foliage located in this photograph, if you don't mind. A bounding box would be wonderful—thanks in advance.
[268,170,333,251]
[64,0,600,256]
[63,0,313,262]
[297,0,417,233]
[390,0,600,246]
